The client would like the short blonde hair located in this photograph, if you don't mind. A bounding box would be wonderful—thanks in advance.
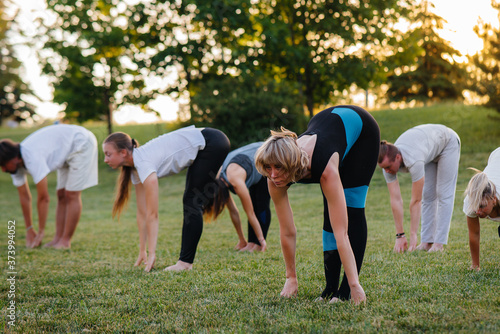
[255,127,309,183]
[464,168,498,214]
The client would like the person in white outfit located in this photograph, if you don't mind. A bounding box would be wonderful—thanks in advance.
[378,124,461,253]
[463,147,500,271]
[103,126,230,273]
[0,124,98,249]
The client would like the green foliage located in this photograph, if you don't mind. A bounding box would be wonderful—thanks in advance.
[0,104,499,332]
[38,0,159,132]
[189,74,307,147]
[0,0,36,125]
[386,1,467,104]
[468,2,500,113]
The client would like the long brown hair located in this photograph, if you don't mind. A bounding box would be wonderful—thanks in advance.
[104,132,139,219]
[203,178,231,222]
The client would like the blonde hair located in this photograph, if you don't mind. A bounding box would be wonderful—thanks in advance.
[255,127,309,183]
[464,168,498,214]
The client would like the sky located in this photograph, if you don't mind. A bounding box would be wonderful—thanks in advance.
[8,0,500,124]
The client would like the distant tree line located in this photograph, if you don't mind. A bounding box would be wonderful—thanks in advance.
[2,0,500,145]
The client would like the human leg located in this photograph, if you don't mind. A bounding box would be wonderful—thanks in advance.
[44,188,67,247]
[52,190,82,249]
[430,137,460,250]
[173,128,230,267]
[419,162,438,250]
[247,177,271,246]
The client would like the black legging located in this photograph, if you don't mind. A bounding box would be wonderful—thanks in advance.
[247,176,271,245]
[300,105,379,301]
[179,128,230,263]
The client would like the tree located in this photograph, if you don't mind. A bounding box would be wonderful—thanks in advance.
[143,0,410,121]
[386,0,467,105]
[0,0,36,126]
[190,74,307,147]
[37,0,161,134]
[469,1,500,113]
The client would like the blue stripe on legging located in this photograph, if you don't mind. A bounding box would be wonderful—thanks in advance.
[344,185,369,209]
[323,230,338,251]
[331,107,362,160]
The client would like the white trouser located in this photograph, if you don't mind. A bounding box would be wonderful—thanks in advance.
[420,131,460,244]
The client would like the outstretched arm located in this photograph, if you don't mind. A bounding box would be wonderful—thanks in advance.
[466,216,480,271]
[321,153,365,305]
[225,194,247,250]
[231,178,267,251]
[134,182,148,267]
[141,173,159,272]
[387,180,407,252]
[17,182,36,247]
[32,177,50,247]
[268,178,297,297]
[409,177,424,251]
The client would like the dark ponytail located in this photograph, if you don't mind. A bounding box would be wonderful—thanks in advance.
[203,178,230,222]
[104,132,139,219]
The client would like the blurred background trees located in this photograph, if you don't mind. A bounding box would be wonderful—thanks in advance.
[3,0,500,142]
[0,0,36,126]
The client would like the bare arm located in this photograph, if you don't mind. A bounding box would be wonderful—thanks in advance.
[466,216,480,270]
[35,177,50,235]
[268,178,297,297]
[134,182,148,267]
[228,166,267,251]
[141,173,159,272]
[17,182,33,229]
[409,177,424,251]
[387,180,408,252]
[320,153,365,305]
[225,194,247,249]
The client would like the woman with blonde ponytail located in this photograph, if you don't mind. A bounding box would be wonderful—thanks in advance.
[103,126,230,272]
[463,147,500,271]
[255,105,380,306]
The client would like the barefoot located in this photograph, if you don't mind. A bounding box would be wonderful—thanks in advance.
[416,242,432,251]
[428,243,444,252]
[314,296,325,302]
[43,238,60,248]
[163,260,192,272]
[52,240,71,249]
[239,243,257,252]
[329,297,342,304]
[234,240,247,251]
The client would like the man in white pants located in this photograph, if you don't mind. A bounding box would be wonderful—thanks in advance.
[0,124,98,249]
[378,124,461,252]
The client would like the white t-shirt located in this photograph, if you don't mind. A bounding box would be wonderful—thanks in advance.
[463,147,500,222]
[11,124,94,187]
[383,124,454,183]
[131,126,206,184]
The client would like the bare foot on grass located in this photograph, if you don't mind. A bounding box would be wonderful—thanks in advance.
[164,260,192,272]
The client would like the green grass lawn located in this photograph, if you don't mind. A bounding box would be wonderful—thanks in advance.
[1,103,499,333]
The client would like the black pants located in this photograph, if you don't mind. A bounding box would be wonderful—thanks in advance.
[247,176,271,245]
[179,128,230,263]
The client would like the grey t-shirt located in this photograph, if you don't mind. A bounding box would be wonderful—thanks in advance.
[220,142,264,191]
[383,124,455,183]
